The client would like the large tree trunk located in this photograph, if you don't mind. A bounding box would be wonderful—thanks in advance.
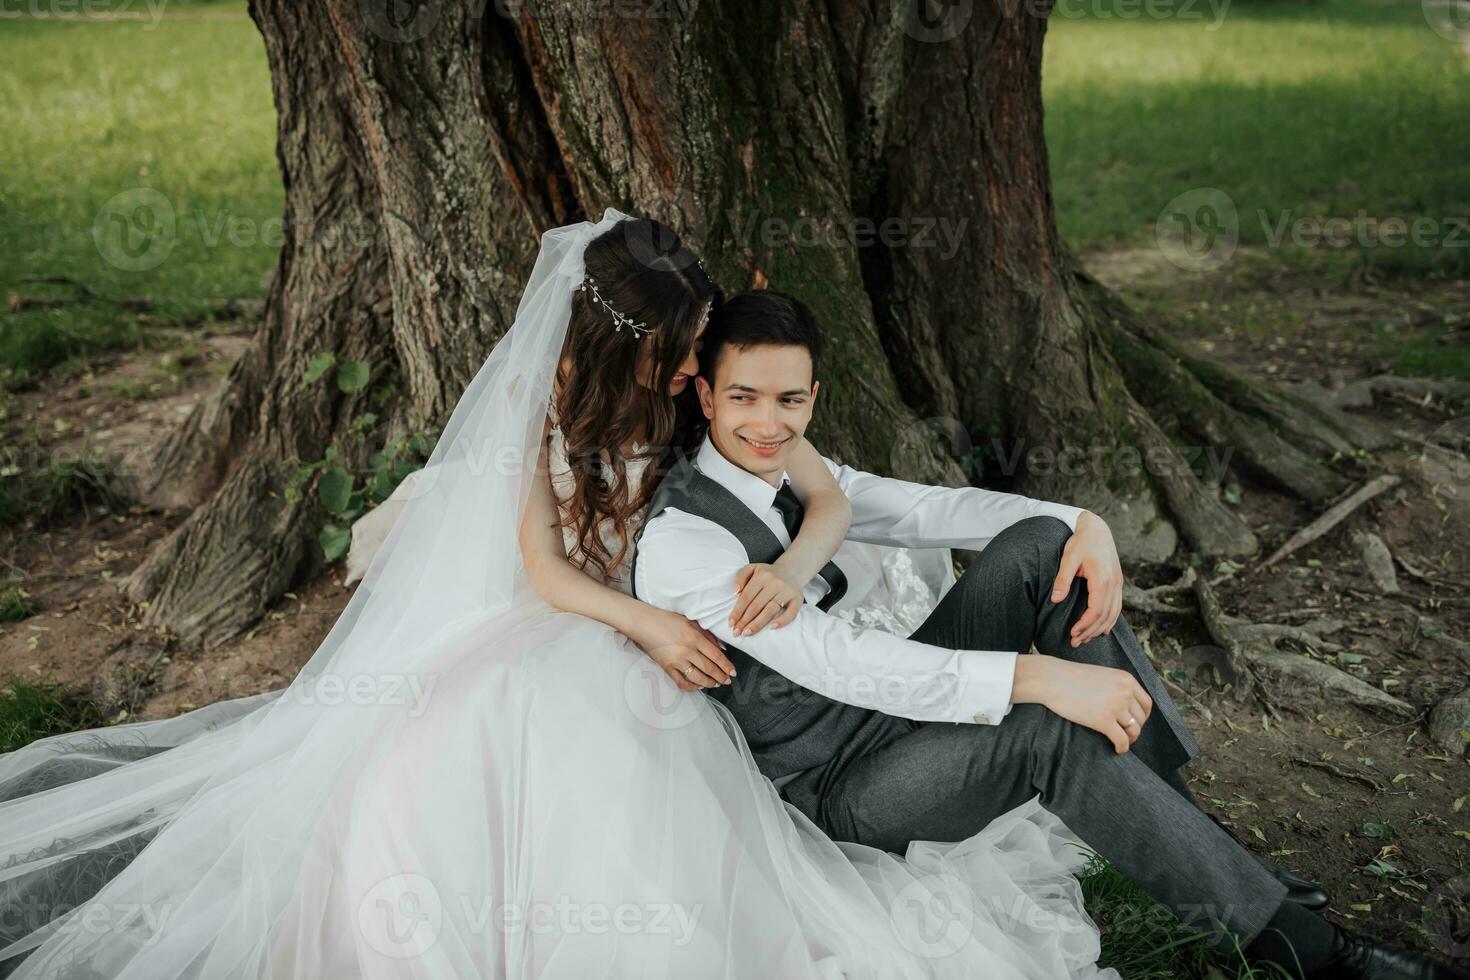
[129,0,1376,645]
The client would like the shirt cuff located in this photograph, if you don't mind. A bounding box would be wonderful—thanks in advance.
[1029,500,1086,532]
[951,649,1018,725]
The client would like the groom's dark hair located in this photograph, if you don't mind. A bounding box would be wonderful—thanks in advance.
[700,290,824,382]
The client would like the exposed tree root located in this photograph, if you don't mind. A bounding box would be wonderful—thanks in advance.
[1123,567,1198,616]
[1233,619,1347,654]
[1245,647,1415,719]
[1121,400,1259,557]
[1191,575,1257,702]
[127,462,314,647]
[1127,567,1414,718]
[1427,689,1470,755]
[1261,474,1402,568]
[1292,374,1470,412]
[1102,316,1346,504]
[1129,316,1391,455]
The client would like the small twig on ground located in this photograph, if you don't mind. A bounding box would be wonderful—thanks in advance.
[0,553,31,579]
[1396,554,1470,592]
[1162,674,1216,727]
[1290,756,1386,792]
[1347,714,1427,746]
[1261,474,1401,569]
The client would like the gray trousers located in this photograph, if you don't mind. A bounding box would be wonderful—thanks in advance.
[781,516,1288,947]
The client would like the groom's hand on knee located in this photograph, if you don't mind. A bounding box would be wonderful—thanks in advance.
[1011,655,1152,754]
[1049,512,1124,648]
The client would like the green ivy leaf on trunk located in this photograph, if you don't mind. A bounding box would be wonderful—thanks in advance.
[336,360,371,392]
[304,352,336,384]
[317,466,354,516]
[319,523,351,562]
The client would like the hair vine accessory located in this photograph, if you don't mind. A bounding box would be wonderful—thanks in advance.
[579,275,656,340]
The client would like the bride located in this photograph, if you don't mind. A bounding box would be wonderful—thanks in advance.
[0,209,1116,979]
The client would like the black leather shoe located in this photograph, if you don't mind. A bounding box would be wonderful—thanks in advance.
[1307,927,1470,979]
[1205,812,1331,912]
[1275,865,1331,913]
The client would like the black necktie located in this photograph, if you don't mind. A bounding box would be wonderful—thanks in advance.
[771,483,848,611]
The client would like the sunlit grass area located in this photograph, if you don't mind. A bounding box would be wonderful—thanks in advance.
[1045,0,1470,278]
[0,0,1464,384]
[0,3,276,382]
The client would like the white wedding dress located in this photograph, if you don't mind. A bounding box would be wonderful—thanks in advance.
[0,210,1117,979]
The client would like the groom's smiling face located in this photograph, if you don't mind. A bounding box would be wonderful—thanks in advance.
[696,343,819,485]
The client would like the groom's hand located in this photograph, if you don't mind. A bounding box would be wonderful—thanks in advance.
[1049,511,1123,648]
[1012,655,1153,754]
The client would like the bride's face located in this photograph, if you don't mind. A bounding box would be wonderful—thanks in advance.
[634,309,707,397]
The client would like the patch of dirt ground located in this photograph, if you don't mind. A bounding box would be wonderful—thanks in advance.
[1085,244,1470,963]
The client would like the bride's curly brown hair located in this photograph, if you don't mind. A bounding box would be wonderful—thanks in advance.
[554,218,719,580]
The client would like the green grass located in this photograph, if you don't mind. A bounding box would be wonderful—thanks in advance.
[0,2,277,383]
[1082,858,1297,978]
[1044,0,1470,278]
[0,0,1462,386]
[0,447,128,528]
[0,680,108,755]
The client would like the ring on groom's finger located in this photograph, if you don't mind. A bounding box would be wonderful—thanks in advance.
[1124,716,1137,727]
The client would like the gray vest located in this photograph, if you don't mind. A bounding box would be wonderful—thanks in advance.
[632,455,879,784]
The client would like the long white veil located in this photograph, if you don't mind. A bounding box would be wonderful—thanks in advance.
[0,208,1115,980]
[0,209,628,976]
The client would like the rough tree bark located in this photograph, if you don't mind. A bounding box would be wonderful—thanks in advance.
[128,0,1379,646]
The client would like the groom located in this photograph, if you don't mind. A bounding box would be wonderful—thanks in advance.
[631,290,1461,980]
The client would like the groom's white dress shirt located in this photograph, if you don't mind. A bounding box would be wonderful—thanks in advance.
[634,436,1084,730]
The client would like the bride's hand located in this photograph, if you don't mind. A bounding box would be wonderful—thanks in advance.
[626,608,736,692]
[730,563,803,636]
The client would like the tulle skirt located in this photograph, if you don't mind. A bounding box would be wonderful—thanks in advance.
[0,584,1117,979]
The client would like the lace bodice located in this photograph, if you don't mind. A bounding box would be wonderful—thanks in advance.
[546,420,653,595]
